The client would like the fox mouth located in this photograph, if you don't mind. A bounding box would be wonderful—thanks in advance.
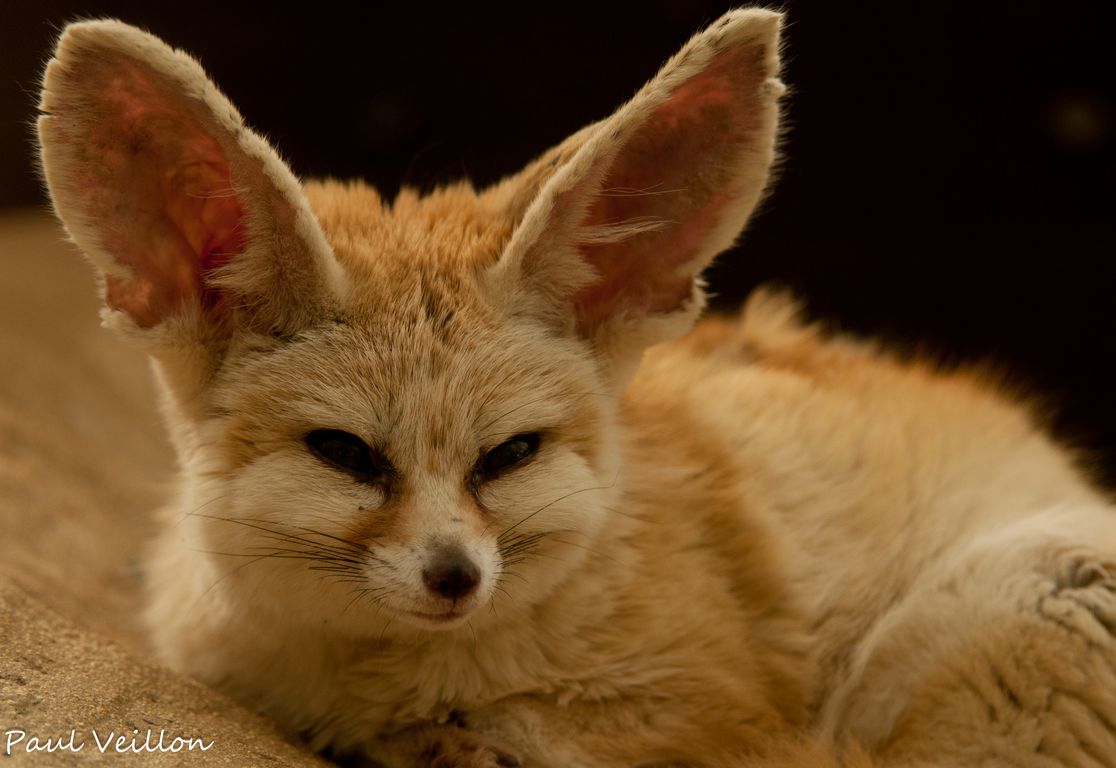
[404,609,469,627]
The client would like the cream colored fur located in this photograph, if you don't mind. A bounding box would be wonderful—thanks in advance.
[35,9,1116,768]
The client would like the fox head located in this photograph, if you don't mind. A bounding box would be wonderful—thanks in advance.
[37,11,783,637]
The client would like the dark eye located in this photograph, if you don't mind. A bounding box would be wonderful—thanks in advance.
[478,433,541,477]
[305,429,385,482]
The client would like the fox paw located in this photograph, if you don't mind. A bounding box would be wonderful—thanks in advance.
[1053,552,1116,592]
[400,724,520,768]
[1041,550,1116,643]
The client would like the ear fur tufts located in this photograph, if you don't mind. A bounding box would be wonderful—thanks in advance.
[486,8,785,383]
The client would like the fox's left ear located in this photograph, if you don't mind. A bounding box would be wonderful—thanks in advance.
[486,9,784,381]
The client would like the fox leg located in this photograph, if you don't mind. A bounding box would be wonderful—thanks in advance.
[448,688,807,768]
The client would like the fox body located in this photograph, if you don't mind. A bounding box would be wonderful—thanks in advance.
[36,8,1116,768]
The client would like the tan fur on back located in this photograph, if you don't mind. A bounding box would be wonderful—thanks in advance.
[25,9,1116,768]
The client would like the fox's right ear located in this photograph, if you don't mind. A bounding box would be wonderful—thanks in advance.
[37,20,346,342]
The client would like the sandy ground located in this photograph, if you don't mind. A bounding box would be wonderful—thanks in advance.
[0,209,330,766]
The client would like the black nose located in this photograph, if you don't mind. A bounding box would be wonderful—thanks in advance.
[422,549,481,600]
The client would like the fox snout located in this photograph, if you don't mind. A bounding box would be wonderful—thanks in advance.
[422,546,481,601]
[385,528,499,629]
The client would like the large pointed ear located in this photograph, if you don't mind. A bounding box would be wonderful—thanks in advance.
[37,20,346,339]
[485,9,784,380]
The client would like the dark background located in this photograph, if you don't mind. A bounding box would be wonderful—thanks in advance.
[4,2,1115,481]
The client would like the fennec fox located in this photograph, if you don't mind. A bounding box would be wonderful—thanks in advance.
[37,8,1116,768]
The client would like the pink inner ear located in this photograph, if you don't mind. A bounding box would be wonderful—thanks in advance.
[78,57,246,327]
[570,44,765,333]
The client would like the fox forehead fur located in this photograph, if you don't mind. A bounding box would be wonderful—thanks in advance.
[36,7,1116,768]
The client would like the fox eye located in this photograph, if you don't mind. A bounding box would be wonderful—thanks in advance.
[305,429,385,482]
[478,433,541,477]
